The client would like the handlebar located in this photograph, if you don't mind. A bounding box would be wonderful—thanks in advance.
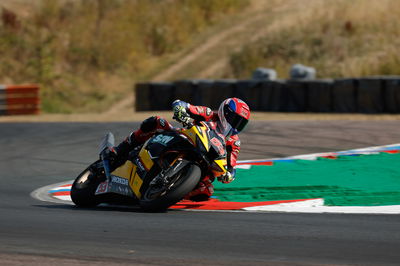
[172,115,194,129]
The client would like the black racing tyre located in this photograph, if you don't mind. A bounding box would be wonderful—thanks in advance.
[139,164,201,212]
[71,162,104,207]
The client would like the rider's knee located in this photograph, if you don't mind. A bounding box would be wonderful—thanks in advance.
[140,116,159,132]
[140,116,169,132]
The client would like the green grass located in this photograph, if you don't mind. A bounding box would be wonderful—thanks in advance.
[214,152,400,206]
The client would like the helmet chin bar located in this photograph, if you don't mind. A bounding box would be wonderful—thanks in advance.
[216,119,232,138]
[217,99,230,137]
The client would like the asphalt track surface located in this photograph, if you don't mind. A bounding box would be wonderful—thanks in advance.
[1,121,400,265]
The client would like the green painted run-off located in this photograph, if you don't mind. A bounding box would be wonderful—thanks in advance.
[213,152,400,206]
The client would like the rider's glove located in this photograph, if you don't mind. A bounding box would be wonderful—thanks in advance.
[173,104,191,125]
[218,171,235,184]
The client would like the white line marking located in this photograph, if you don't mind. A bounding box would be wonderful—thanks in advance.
[238,143,400,164]
[30,180,74,205]
[246,204,400,214]
[53,195,72,201]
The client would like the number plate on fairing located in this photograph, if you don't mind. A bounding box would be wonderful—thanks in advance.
[95,176,134,197]
[95,160,136,197]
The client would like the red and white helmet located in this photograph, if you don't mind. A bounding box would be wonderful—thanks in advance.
[217,98,250,137]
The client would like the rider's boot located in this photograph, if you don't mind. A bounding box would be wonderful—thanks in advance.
[184,176,214,202]
[110,134,139,171]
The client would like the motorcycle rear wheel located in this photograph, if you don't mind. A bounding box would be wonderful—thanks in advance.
[71,162,103,207]
[139,164,201,212]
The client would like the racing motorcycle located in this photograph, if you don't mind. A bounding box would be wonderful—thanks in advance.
[70,121,228,211]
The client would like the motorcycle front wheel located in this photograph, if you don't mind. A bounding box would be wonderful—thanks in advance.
[71,161,104,207]
[139,164,201,212]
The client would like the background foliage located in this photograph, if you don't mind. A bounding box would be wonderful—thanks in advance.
[229,0,400,79]
[1,0,400,113]
[0,0,248,112]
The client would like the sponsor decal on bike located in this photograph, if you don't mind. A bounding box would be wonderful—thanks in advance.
[152,135,174,145]
[234,140,241,147]
[111,176,129,186]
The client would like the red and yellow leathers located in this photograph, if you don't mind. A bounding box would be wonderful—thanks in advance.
[111,101,242,201]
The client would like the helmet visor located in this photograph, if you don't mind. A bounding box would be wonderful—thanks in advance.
[224,105,249,133]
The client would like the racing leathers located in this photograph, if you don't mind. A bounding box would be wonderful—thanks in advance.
[109,100,241,201]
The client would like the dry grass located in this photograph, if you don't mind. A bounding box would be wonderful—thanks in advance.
[0,0,248,113]
[1,0,399,114]
[228,0,400,79]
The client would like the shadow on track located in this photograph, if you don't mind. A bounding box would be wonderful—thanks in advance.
[31,204,184,213]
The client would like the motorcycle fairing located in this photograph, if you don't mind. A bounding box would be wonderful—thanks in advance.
[129,135,191,199]
[97,121,229,200]
[95,160,135,197]
[94,158,144,199]
[112,160,134,179]
[180,123,210,152]
[180,122,228,177]
[130,164,143,198]
[127,129,202,199]
[138,147,154,171]
[129,145,158,198]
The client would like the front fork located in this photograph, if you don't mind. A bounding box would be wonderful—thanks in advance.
[149,158,191,190]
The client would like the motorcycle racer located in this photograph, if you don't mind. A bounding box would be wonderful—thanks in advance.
[107,98,250,201]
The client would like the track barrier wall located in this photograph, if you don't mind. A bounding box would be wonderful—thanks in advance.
[135,77,400,113]
[0,84,40,115]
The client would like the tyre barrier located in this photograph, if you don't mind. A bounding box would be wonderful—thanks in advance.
[289,64,316,80]
[252,68,277,81]
[135,77,400,113]
[0,84,40,115]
